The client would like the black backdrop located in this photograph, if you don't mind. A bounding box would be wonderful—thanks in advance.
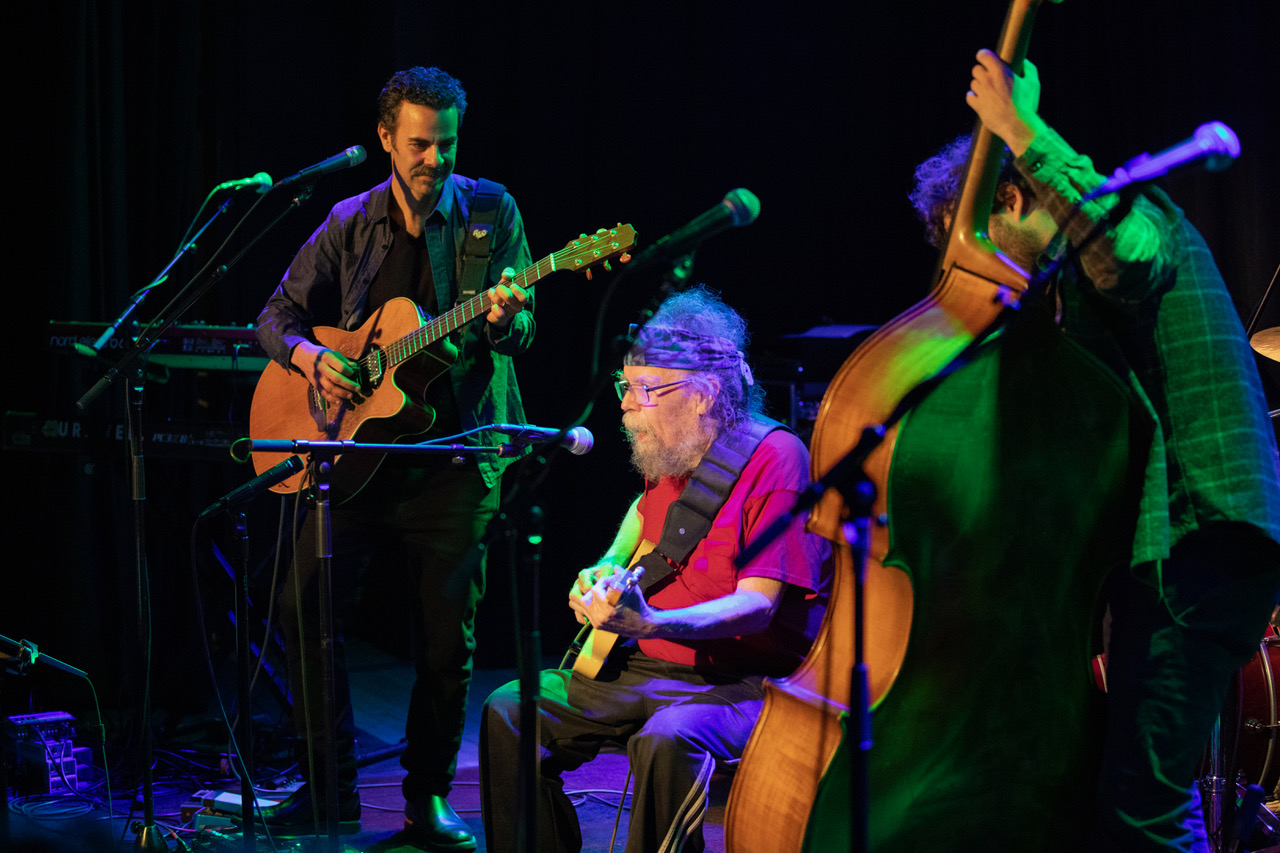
[5,1,1279,727]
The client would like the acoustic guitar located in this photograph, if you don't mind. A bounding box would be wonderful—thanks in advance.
[248,225,636,500]
[570,540,653,679]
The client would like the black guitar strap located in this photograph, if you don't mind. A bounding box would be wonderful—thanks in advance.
[636,414,788,594]
[456,178,505,305]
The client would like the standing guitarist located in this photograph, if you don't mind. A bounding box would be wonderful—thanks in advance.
[479,286,831,852]
[253,66,531,849]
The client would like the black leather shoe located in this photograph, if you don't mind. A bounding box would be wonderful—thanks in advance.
[403,795,476,851]
[244,784,361,837]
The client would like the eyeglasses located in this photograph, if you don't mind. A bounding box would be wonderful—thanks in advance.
[613,376,691,406]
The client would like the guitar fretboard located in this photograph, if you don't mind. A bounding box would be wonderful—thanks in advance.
[366,229,630,374]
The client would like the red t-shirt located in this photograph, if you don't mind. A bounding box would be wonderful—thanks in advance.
[635,429,830,677]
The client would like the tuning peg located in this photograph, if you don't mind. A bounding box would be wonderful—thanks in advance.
[585,269,594,281]
[603,260,612,272]
[620,252,632,264]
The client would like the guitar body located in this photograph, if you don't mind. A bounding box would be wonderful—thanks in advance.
[248,297,455,501]
[572,540,655,679]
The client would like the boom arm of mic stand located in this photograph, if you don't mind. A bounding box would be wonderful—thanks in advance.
[76,187,315,412]
[735,424,884,569]
[90,197,234,356]
[0,633,88,679]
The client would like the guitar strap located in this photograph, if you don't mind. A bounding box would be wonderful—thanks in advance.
[456,178,506,305]
[636,414,789,594]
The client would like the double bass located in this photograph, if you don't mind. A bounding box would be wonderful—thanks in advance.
[725,1,1146,849]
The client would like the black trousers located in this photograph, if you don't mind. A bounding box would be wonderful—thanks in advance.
[279,456,499,802]
[479,648,764,853]
[1095,523,1280,851]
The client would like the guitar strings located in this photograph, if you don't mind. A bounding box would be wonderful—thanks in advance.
[361,229,631,376]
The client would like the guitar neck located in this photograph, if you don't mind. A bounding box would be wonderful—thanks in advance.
[381,251,556,370]
[371,223,635,372]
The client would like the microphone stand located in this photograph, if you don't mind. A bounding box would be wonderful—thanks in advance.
[735,429,880,853]
[197,457,304,852]
[83,196,232,360]
[73,185,318,852]
[246,436,523,853]
[496,487,544,853]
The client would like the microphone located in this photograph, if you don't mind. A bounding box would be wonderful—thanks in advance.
[199,455,305,519]
[230,436,254,463]
[629,188,760,271]
[1091,121,1240,197]
[273,145,367,190]
[489,423,595,456]
[214,172,273,194]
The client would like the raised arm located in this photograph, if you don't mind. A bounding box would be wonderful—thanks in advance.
[967,48,1174,302]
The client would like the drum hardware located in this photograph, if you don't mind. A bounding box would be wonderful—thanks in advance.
[1204,716,1229,851]
[1242,255,1276,362]
[1198,628,1280,853]
[1250,327,1280,363]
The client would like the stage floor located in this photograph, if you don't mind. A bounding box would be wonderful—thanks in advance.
[4,637,730,852]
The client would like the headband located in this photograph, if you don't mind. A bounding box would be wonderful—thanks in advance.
[624,325,754,386]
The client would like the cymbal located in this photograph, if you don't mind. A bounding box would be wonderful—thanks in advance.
[1251,327,1280,362]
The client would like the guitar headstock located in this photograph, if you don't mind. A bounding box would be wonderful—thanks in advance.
[560,224,637,280]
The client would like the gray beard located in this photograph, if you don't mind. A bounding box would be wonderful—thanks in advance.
[624,421,715,481]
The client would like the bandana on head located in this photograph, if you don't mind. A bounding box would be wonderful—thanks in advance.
[624,324,754,386]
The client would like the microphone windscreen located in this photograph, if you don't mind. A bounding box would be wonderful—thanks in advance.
[230,437,254,464]
[1196,121,1239,171]
[724,189,761,227]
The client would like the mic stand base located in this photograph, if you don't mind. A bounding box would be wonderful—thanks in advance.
[133,823,171,852]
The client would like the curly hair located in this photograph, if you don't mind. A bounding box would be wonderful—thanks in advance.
[645,285,764,433]
[908,133,1035,248]
[377,66,468,133]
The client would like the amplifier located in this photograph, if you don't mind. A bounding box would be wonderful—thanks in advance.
[6,710,94,795]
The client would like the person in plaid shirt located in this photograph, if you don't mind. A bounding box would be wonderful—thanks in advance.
[909,49,1280,851]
